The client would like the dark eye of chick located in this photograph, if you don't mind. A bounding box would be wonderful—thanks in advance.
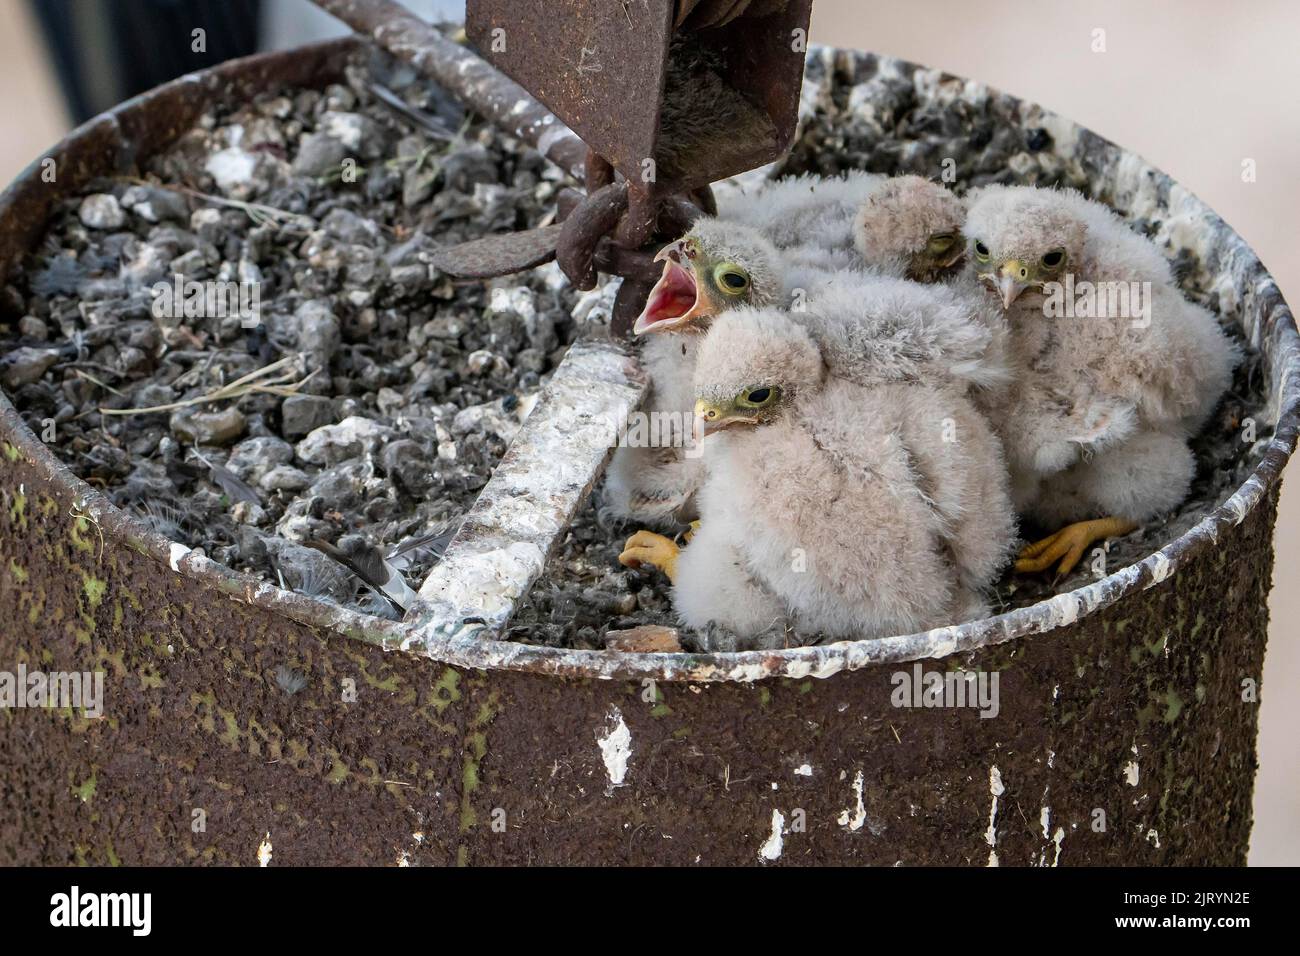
[746,388,771,404]
[1042,249,1065,268]
[974,240,990,257]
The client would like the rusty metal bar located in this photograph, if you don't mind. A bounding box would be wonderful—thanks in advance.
[310,0,588,179]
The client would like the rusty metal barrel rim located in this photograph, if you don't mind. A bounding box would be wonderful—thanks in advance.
[1,39,1296,684]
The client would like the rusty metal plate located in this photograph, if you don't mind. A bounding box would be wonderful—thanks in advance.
[430,224,562,278]
[466,0,812,192]
[467,0,674,185]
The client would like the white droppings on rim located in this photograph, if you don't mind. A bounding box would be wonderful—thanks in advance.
[1148,551,1173,586]
[596,707,632,793]
[168,543,191,572]
[759,809,785,862]
[986,765,1005,867]
[1046,593,1080,627]
[257,832,272,867]
[838,769,866,831]
[794,764,813,777]
[1124,752,1140,787]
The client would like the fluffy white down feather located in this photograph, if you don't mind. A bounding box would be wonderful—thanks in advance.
[962,184,1238,525]
[675,308,1017,644]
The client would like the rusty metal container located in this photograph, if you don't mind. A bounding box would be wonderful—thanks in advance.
[1,38,1295,866]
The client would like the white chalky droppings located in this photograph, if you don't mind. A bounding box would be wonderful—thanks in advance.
[596,706,632,791]
[257,832,272,867]
[986,765,1004,867]
[169,543,191,572]
[759,809,785,861]
[837,769,866,831]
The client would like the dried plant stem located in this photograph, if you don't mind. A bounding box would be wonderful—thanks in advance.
[99,355,316,416]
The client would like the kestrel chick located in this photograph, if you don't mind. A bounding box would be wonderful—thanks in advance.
[625,307,1017,645]
[962,184,1238,575]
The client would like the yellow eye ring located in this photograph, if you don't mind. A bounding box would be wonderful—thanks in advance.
[738,385,780,409]
[713,262,751,295]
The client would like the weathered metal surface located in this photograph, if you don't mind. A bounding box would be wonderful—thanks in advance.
[467,0,674,189]
[312,0,588,177]
[465,0,811,192]
[404,337,647,642]
[421,0,808,308]
[0,39,1295,865]
[428,223,563,279]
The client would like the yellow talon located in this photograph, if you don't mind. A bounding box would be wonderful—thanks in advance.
[619,530,682,583]
[683,520,701,545]
[1015,516,1139,578]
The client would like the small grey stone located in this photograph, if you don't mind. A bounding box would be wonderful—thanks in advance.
[18,316,49,341]
[292,132,348,178]
[466,349,496,376]
[381,438,435,494]
[259,465,312,492]
[403,164,439,207]
[308,461,365,510]
[170,407,247,446]
[295,416,391,465]
[322,208,380,245]
[122,185,189,223]
[227,435,294,478]
[78,194,126,230]
[318,110,389,160]
[0,346,61,389]
[452,399,521,441]
[134,383,176,408]
[231,500,267,525]
[190,207,224,243]
[280,394,336,439]
[204,146,258,191]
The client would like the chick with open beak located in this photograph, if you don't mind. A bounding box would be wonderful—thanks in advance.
[600,220,786,531]
[633,219,783,336]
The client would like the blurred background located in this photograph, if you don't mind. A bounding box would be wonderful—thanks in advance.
[0,0,1294,864]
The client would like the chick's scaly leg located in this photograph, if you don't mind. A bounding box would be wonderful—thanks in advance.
[619,531,682,583]
[1015,516,1138,577]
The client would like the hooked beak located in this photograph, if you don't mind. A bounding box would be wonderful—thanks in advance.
[694,399,750,437]
[993,260,1033,309]
[633,242,710,335]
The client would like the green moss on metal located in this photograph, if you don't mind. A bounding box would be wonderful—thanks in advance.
[81,572,107,609]
[68,516,97,554]
[8,490,26,531]
[429,667,461,714]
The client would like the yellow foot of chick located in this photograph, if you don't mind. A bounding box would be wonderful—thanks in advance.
[1015,516,1139,578]
[619,530,682,583]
